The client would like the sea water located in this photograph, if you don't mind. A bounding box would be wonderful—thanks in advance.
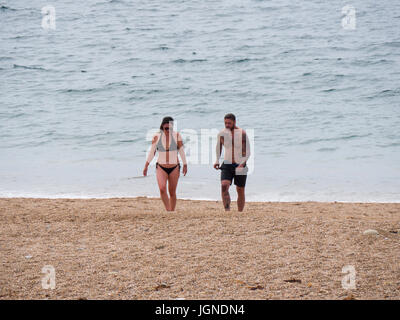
[1,0,399,202]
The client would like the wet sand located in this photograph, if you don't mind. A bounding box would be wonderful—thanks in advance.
[0,197,399,300]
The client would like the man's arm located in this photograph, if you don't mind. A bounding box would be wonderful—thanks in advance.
[238,129,250,167]
[214,132,224,169]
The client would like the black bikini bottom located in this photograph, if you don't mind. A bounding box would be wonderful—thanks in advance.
[156,162,180,175]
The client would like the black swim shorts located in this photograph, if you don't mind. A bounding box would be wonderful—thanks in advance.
[220,161,248,187]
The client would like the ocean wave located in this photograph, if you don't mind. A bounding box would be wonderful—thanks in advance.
[299,134,372,145]
[151,45,170,51]
[321,88,336,92]
[225,58,263,64]
[317,147,338,152]
[383,41,400,48]
[377,89,400,97]
[13,64,48,71]
[0,5,17,12]
[58,85,115,93]
[117,137,141,143]
[172,58,208,63]
[9,35,35,40]
[128,88,163,94]
[5,112,27,119]
[351,59,395,67]
[377,142,400,148]
[362,88,400,100]
[321,86,358,93]
[106,81,129,87]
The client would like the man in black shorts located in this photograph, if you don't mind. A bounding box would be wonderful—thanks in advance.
[214,113,251,212]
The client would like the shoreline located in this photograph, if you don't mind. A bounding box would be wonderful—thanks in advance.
[1,197,399,299]
[1,196,399,204]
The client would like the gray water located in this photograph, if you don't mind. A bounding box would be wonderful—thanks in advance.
[1,0,400,202]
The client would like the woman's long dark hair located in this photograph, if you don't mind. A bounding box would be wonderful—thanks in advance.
[160,116,174,131]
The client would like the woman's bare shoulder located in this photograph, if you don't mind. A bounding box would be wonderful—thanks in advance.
[176,131,183,140]
[152,132,161,143]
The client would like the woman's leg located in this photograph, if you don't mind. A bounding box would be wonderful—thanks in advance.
[167,165,180,211]
[156,166,171,211]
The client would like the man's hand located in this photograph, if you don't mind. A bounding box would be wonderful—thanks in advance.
[182,164,187,176]
[213,162,220,170]
[237,163,245,168]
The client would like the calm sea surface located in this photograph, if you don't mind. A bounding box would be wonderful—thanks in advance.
[1,0,399,201]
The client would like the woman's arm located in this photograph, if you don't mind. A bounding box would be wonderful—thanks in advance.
[143,134,159,176]
[177,132,187,175]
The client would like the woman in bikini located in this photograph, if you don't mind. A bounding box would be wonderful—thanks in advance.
[143,116,188,211]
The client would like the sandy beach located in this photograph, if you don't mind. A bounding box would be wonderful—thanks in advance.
[0,197,399,300]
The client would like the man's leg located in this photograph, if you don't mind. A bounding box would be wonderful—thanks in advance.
[236,186,245,212]
[234,169,247,212]
[221,180,232,211]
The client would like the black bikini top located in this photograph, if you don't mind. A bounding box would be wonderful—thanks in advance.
[156,132,178,152]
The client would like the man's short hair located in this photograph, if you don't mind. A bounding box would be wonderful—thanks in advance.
[224,113,236,121]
